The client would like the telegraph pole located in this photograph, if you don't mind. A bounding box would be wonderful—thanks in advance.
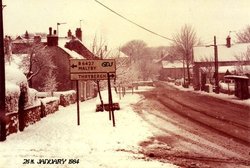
[214,36,219,94]
[0,0,6,141]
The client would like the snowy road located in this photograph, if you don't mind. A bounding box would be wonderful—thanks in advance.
[0,88,178,168]
[133,82,250,168]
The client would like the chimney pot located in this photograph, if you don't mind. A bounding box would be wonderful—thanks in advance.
[53,30,57,35]
[49,27,52,35]
[226,35,231,48]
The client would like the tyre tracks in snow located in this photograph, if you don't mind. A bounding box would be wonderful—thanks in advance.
[132,82,250,168]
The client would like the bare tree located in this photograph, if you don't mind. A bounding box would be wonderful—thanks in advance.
[121,40,147,62]
[172,24,197,85]
[20,43,56,87]
[200,56,215,84]
[120,40,149,81]
[234,47,250,75]
[41,69,58,96]
[91,34,110,59]
[236,25,250,43]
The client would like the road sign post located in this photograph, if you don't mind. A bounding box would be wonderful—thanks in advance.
[69,59,116,126]
[76,81,80,125]
[107,73,115,127]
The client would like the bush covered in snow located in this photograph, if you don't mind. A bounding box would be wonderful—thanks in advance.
[5,63,39,112]
[5,81,20,113]
[5,63,28,113]
[25,88,40,108]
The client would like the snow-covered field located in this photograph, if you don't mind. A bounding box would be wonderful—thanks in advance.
[0,87,178,168]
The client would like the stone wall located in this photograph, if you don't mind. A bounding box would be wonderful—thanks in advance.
[5,98,59,137]
[5,84,20,135]
[23,104,41,128]
[41,98,60,117]
[6,112,18,135]
[3,89,75,139]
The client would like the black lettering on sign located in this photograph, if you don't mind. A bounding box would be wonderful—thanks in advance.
[101,62,113,67]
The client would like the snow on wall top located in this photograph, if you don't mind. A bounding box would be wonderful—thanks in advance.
[193,43,250,62]
[40,97,59,104]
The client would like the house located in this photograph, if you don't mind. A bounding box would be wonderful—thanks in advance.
[159,60,186,81]
[11,27,98,101]
[153,54,187,81]
[193,36,250,90]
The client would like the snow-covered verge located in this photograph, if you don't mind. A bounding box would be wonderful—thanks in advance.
[168,82,250,107]
[0,87,178,168]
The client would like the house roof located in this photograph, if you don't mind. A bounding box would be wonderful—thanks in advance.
[64,38,98,59]
[162,60,183,69]
[13,35,47,44]
[193,43,250,62]
[58,38,84,59]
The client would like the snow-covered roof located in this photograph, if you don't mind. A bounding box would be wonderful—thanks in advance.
[162,60,183,69]
[58,38,84,59]
[193,43,250,62]
[63,38,97,59]
[225,75,249,79]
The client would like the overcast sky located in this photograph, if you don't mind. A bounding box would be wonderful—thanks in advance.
[2,0,250,49]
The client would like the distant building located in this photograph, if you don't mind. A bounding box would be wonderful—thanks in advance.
[159,60,186,80]
[153,54,186,81]
[193,36,250,90]
[11,27,98,101]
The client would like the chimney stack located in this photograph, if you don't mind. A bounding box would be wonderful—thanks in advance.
[226,35,231,48]
[34,35,41,43]
[75,28,82,41]
[67,29,72,38]
[47,27,58,46]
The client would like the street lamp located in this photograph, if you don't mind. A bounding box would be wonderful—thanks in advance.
[206,36,219,94]
[229,30,236,36]
[57,22,67,37]
[80,19,83,29]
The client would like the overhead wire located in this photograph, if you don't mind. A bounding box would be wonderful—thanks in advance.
[94,0,175,42]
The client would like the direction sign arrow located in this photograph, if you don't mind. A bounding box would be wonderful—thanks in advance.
[71,64,77,69]
[109,73,115,78]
